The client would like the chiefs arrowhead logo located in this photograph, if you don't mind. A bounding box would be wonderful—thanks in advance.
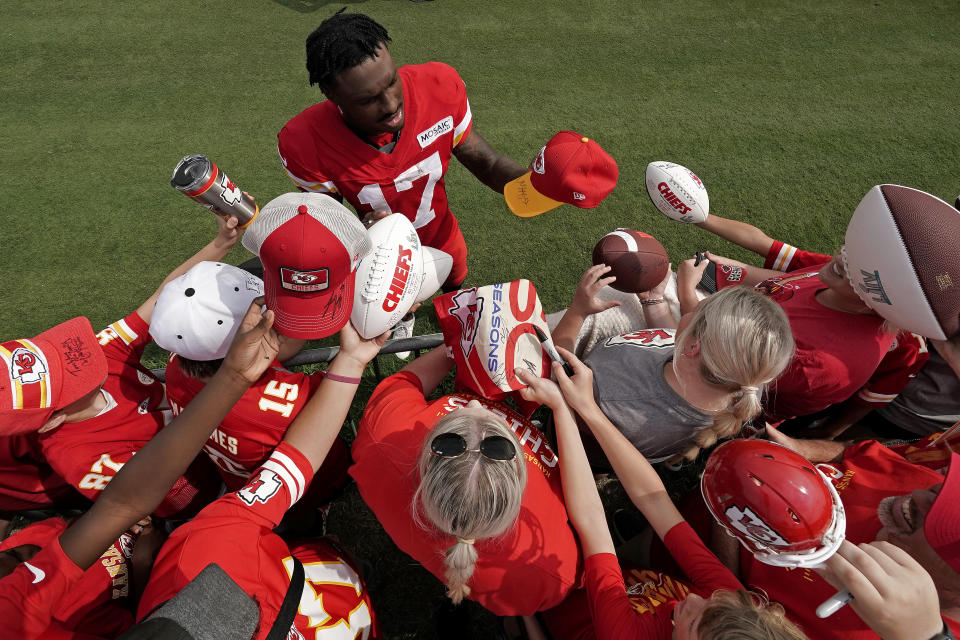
[448,289,483,359]
[533,146,547,175]
[11,347,46,384]
[219,175,242,207]
[238,469,282,506]
[725,505,788,546]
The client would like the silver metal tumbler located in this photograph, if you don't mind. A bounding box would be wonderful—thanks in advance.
[171,154,259,228]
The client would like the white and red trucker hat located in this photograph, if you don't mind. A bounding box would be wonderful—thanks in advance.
[504,131,619,218]
[150,262,265,361]
[242,193,371,339]
[0,317,108,435]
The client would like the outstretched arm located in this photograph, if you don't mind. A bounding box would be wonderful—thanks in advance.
[136,215,243,323]
[765,424,848,463]
[452,129,527,193]
[60,302,280,570]
[552,265,622,353]
[553,347,684,540]
[280,323,389,470]
[400,346,456,398]
[695,211,776,257]
[516,366,615,558]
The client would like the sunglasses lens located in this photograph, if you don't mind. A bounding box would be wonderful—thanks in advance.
[431,432,467,457]
[480,436,516,461]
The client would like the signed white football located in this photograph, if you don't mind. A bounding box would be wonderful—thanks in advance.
[645,161,709,223]
[350,214,424,339]
[415,246,453,303]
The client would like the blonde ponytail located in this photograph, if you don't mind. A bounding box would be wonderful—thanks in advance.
[413,412,527,604]
[675,288,794,460]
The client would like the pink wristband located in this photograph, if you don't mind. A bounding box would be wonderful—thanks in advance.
[324,372,361,385]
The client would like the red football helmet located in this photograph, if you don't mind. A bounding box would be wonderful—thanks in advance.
[701,439,845,568]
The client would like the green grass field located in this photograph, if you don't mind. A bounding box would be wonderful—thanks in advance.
[2,1,959,637]
[3,0,958,346]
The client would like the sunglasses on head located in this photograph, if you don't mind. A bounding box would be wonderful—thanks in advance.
[430,432,517,462]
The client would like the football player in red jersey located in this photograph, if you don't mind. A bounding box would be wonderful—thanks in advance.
[278,10,527,348]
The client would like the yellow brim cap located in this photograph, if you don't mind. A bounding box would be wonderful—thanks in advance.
[503,172,564,218]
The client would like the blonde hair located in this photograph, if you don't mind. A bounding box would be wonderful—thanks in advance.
[698,589,809,640]
[413,411,527,604]
[676,287,794,460]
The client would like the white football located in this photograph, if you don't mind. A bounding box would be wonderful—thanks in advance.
[415,246,453,303]
[351,213,424,339]
[645,161,709,223]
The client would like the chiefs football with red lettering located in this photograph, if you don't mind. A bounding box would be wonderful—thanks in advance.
[351,214,425,339]
[645,161,709,223]
[592,229,670,293]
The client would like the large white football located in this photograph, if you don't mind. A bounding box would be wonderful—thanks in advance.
[645,161,709,223]
[351,214,424,339]
[415,246,453,303]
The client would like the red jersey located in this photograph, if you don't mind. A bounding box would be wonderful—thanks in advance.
[544,522,743,640]
[758,241,926,421]
[165,356,351,502]
[138,442,378,640]
[0,537,86,639]
[0,517,135,638]
[278,62,473,284]
[36,313,218,518]
[0,432,80,511]
[351,371,581,615]
[742,441,958,638]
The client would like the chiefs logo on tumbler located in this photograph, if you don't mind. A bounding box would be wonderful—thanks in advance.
[219,175,242,207]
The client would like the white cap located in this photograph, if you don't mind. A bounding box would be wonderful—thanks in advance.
[150,262,264,360]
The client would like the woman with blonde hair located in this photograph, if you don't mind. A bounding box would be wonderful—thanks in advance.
[516,357,808,640]
[553,264,794,463]
[351,347,581,615]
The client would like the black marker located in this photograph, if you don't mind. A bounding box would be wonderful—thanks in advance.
[534,326,575,377]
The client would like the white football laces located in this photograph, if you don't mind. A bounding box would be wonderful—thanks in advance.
[361,247,392,302]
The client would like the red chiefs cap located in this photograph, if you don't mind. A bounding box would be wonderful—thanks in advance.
[924,452,960,572]
[0,317,108,435]
[242,193,371,339]
[504,131,619,218]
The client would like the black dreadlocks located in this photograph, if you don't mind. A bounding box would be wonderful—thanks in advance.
[306,9,392,92]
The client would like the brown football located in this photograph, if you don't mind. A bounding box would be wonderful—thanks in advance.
[592,229,670,293]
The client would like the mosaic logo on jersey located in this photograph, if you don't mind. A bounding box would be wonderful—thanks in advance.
[417,116,454,149]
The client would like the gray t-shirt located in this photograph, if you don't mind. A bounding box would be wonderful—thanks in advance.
[877,350,960,435]
[584,328,714,462]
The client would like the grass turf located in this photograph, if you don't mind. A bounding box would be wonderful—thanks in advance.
[2,1,959,637]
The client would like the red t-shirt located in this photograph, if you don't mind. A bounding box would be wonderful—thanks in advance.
[0,432,80,511]
[35,313,217,518]
[759,242,926,421]
[138,442,378,640]
[742,441,958,638]
[278,62,473,285]
[165,356,349,498]
[350,371,581,615]
[544,522,742,640]
[0,517,135,638]
[0,537,85,639]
